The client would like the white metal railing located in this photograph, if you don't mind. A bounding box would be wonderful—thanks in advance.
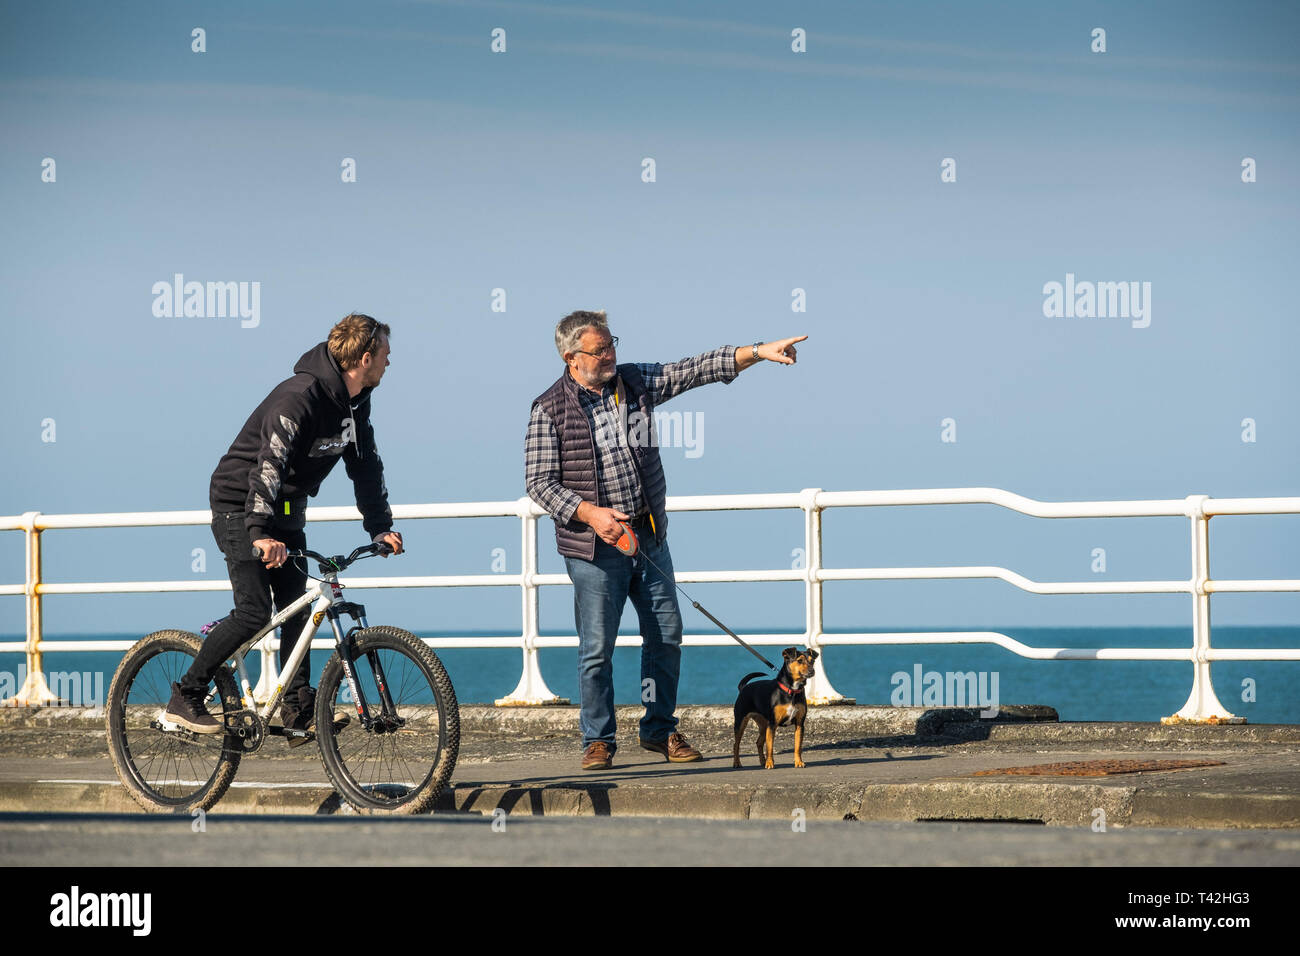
[3,488,1299,721]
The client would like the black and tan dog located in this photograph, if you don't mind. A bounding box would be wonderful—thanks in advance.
[732,647,818,769]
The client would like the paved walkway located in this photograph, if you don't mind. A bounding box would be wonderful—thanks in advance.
[2,705,1298,828]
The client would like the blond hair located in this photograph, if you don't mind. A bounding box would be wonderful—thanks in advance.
[328,313,391,370]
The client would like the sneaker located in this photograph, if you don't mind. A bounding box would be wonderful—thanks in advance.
[280,686,351,748]
[163,682,223,735]
[639,731,703,763]
[581,740,615,771]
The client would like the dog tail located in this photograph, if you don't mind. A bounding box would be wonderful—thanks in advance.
[737,671,767,691]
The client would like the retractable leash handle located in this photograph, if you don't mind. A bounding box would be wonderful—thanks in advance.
[614,521,775,671]
[614,520,639,557]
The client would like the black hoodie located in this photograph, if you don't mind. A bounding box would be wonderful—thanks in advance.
[208,343,393,544]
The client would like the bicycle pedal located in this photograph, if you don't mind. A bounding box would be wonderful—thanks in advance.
[271,725,316,748]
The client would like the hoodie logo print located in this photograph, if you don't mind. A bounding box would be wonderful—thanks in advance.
[308,418,358,458]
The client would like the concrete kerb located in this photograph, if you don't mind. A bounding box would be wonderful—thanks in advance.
[850,781,1139,828]
[6,777,1300,828]
[1129,791,1300,829]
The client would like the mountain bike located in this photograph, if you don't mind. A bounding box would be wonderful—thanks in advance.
[105,542,459,814]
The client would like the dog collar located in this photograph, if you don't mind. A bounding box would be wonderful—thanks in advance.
[778,680,794,694]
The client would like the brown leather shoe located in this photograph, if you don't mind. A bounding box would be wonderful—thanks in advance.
[640,731,703,763]
[582,741,614,771]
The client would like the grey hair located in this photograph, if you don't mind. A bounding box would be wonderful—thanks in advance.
[555,310,608,359]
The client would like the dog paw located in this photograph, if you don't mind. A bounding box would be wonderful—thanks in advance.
[794,759,805,768]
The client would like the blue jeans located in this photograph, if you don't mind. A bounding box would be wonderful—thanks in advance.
[564,533,683,749]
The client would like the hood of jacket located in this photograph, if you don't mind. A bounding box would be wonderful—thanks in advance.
[293,342,372,411]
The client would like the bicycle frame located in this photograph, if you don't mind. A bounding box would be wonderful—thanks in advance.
[222,559,392,732]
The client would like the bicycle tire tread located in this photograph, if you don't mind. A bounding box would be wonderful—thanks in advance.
[316,626,459,815]
[106,629,241,814]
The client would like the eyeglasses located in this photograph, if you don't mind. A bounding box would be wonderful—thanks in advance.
[362,323,381,359]
[573,336,618,359]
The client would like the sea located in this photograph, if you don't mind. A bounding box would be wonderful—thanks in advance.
[3,626,1297,723]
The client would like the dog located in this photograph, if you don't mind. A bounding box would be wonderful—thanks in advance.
[732,647,818,769]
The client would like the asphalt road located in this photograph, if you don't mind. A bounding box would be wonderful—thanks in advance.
[3,812,1298,867]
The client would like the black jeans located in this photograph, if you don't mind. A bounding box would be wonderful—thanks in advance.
[181,511,312,700]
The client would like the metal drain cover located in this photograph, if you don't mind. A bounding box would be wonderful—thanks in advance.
[970,759,1226,777]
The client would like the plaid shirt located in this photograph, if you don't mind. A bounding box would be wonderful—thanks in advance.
[525,345,739,524]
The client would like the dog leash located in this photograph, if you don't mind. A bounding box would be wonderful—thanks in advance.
[615,520,776,670]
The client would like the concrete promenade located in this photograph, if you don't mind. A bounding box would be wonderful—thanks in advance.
[2,704,1299,831]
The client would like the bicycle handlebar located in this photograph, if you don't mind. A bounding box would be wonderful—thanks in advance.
[250,541,394,570]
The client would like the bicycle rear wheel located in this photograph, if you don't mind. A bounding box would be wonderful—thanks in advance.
[316,626,459,814]
[105,630,242,813]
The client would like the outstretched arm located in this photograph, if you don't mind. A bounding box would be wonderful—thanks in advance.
[734,335,807,372]
[641,335,809,406]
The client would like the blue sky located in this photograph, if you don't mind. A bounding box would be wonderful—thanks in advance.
[1,0,1298,637]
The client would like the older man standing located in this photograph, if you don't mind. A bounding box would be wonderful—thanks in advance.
[525,310,807,770]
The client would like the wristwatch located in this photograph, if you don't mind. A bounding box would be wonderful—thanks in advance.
[752,342,761,360]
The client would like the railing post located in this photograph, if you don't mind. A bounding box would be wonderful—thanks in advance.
[800,489,852,705]
[12,512,60,706]
[1166,495,1242,724]
[250,635,280,705]
[496,501,567,706]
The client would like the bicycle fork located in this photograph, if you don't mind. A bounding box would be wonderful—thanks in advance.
[328,602,402,732]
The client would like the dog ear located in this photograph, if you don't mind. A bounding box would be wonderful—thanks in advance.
[807,649,819,662]
[782,647,799,661]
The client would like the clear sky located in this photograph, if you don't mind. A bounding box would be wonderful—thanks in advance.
[2,0,1298,637]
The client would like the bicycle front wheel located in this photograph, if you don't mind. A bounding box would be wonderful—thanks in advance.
[316,626,459,814]
[105,629,242,813]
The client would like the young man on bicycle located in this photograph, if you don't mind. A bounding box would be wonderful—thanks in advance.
[166,314,404,737]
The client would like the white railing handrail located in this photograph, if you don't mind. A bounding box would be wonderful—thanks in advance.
[3,488,1298,719]
[23,486,1300,531]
